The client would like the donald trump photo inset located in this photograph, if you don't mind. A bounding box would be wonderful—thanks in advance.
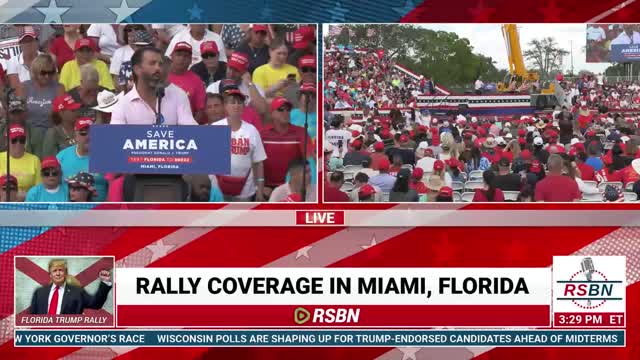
[29,259,113,315]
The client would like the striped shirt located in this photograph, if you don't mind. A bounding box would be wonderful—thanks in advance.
[260,125,306,187]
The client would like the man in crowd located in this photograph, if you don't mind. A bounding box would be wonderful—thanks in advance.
[111,47,197,125]
[269,158,314,202]
[369,158,396,193]
[343,139,371,166]
[260,97,306,196]
[535,154,581,202]
[493,157,522,191]
[25,157,68,202]
[325,171,349,202]
[167,41,206,122]
[189,41,227,87]
[235,24,270,75]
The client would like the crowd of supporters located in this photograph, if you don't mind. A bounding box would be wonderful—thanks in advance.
[325,108,640,202]
[323,47,435,110]
[0,24,317,203]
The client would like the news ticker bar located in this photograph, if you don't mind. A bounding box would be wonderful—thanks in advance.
[4,209,640,226]
[14,330,625,347]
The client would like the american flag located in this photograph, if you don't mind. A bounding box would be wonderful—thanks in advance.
[1,204,639,359]
[329,25,343,37]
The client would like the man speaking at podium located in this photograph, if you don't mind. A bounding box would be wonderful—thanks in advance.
[29,259,113,315]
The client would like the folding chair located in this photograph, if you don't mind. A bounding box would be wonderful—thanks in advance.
[598,181,623,192]
[451,181,464,192]
[624,192,638,202]
[503,191,520,201]
[461,192,475,202]
[468,170,483,181]
[464,180,484,191]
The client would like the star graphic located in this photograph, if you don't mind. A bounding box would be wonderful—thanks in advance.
[35,0,70,24]
[187,2,203,20]
[109,0,140,23]
[468,0,496,22]
[295,245,313,260]
[329,1,348,22]
[399,347,422,360]
[361,234,377,250]
[540,0,563,22]
[147,241,175,262]
[392,0,417,17]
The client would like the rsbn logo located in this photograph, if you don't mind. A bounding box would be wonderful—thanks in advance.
[556,257,624,310]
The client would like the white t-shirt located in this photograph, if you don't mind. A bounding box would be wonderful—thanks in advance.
[6,52,41,82]
[211,119,267,198]
[325,129,352,158]
[109,45,134,75]
[475,79,484,90]
[206,80,265,106]
[87,24,119,57]
[587,26,606,41]
[165,28,227,65]
[611,31,640,45]
[416,157,436,173]
[151,24,187,38]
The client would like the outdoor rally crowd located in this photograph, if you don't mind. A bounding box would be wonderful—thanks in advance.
[323,48,640,202]
[0,24,317,202]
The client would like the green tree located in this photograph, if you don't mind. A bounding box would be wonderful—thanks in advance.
[326,25,508,88]
[523,38,569,80]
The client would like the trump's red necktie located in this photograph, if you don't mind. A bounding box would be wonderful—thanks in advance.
[48,286,59,315]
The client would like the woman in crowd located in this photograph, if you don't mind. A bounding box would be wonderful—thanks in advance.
[16,54,63,138]
[389,168,419,202]
[42,95,81,158]
[253,38,301,99]
[211,86,267,201]
[472,170,504,202]
[68,64,109,119]
[66,172,97,202]
[0,124,41,200]
[49,25,84,71]
[7,27,41,89]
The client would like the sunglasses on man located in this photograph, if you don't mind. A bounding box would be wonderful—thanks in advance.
[202,53,218,59]
[42,169,59,177]
[77,130,89,137]
[277,106,292,113]
[11,137,26,145]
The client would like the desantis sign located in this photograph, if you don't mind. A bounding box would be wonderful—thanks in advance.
[89,125,231,175]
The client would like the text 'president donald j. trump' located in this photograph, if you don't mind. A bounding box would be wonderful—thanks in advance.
[30,259,113,315]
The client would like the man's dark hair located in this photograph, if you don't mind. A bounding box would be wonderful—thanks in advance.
[130,47,162,83]
[354,172,369,184]
[330,171,344,183]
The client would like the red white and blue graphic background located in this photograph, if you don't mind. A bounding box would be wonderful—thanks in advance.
[2,0,640,359]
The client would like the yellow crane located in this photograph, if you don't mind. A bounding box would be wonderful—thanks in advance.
[497,24,555,95]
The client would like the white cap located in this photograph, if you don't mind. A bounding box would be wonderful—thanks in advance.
[505,133,513,139]
[348,124,363,133]
[621,136,630,143]
[526,126,535,133]
[443,121,450,127]
[495,136,506,145]
[456,114,466,122]
[504,122,511,127]
[533,136,544,146]
[471,116,478,123]
[418,141,429,149]
[570,138,580,146]
[92,90,122,113]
